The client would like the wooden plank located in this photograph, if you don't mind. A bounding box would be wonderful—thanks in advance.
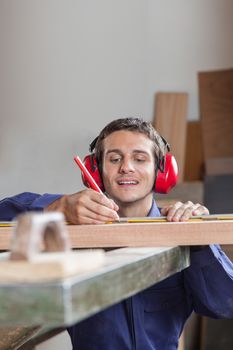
[1,219,233,250]
[184,121,204,181]
[67,220,233,247]
[199,69,233,162]
[205,157,233,176]
[0,246,189,326]
[153,92,188,182]
[0,246,189,348]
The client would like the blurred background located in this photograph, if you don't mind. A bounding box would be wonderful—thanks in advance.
[0,1,232,349]
[0,0,232,197]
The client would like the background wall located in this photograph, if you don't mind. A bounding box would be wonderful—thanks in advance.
[0,0,233,198]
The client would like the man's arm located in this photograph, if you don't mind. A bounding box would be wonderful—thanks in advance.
[0,192,62,221]
[184,245,233,318]
[0,190,119,224]
[1,191,209,224]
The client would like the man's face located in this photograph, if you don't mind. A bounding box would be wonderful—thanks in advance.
[102,130,156,206]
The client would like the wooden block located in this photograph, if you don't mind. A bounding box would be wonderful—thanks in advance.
[0,250,105,282]
[153,92,188,182]
[199,69,233,162]
[184,121,204,181]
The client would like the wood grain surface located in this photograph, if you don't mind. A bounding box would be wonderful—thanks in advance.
[199,69,233,162]
[184,121,204,181]
[1,220,233,249]
[153,92,188,182]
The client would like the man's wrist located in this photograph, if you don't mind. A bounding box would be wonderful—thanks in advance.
[44,195,67,214]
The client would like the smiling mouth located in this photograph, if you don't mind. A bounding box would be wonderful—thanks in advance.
[117,180,139,185]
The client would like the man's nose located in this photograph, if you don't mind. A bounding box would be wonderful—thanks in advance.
[119,158,134,173]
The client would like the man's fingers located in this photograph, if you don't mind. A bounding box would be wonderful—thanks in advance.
[88,190,119,212]
[163,201,209,222]
[109,199,119,212]
[77,214,115,225]
[77,201,119,222]
[73,190,119,224]
[192,204,209,216]
[164,201,184,221]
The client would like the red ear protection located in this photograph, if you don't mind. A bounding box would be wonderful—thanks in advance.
[81,152,178,194]
[82,154,104,192]
[155,153,178,193]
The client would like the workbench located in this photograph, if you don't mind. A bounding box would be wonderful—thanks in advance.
[0,215,232,349]
[0,245,189,349]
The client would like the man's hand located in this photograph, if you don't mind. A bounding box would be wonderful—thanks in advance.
[45,189,119,224]
[160,201,209,222]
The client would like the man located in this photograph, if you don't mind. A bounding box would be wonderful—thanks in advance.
[1,117,233,350]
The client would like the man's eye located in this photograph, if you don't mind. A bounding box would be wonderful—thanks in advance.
[135,158,146,162]
[110,157,121,163]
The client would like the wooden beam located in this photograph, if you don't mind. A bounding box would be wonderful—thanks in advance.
[0,246,189,347]
[184,121,204,181]
[1,220,233,249]
[153,92,188,182]
[199,69,233,162]
[0,247,189,326]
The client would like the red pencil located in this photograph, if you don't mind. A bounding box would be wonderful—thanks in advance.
[74,155,103,194]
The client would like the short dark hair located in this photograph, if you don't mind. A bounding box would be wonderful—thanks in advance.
[92,117,168,175]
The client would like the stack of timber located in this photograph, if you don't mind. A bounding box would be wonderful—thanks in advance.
[199,69,233,214]
[198,68,233,350]
[199,68,233,173]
